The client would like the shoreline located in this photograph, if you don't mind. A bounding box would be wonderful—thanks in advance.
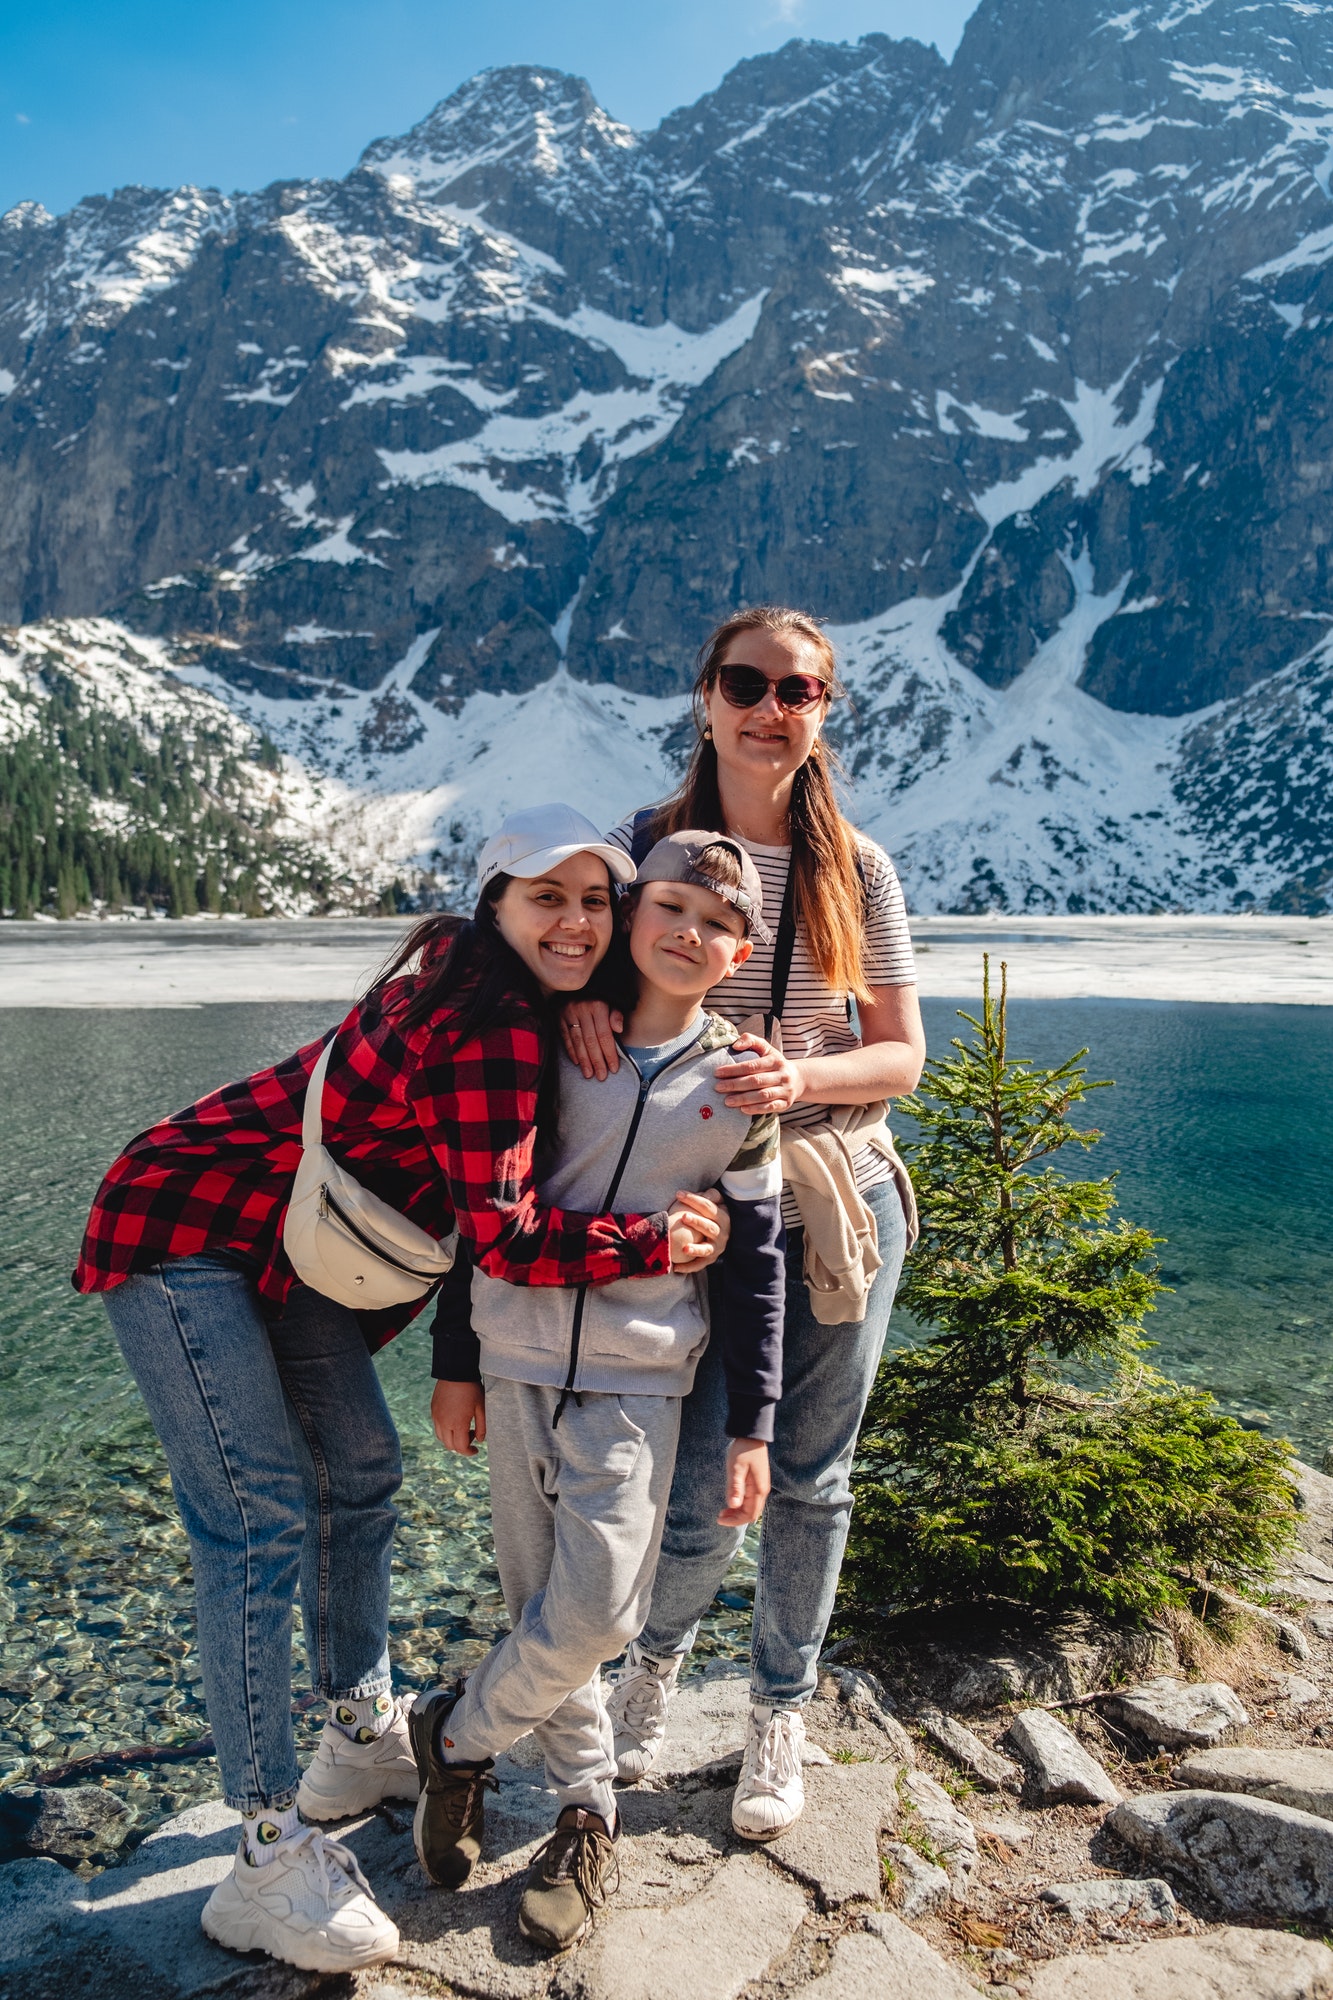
[0,914,1324,1008]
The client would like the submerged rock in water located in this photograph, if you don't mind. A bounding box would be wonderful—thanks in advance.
[0,1785,130,1867]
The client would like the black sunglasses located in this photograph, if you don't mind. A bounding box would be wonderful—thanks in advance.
[716,663,830,713]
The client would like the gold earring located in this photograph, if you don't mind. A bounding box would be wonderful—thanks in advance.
[703,726,713,741]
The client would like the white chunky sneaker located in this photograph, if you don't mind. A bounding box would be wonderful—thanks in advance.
[201,1827,399,1972]
[731,1704,806,1841]
[606,1643,682,1782]
[297,1695,419,1821]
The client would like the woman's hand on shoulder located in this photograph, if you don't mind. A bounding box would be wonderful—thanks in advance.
[560,999,623,1080]
[431,1379,486,1457]
[713,1035,805,1115]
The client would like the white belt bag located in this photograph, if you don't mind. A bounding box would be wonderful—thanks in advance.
[282,1036,457,1311]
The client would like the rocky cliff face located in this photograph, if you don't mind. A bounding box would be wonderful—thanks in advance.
[0,0,1329,912]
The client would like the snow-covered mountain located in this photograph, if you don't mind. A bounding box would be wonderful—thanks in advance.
[0,0,1330,914]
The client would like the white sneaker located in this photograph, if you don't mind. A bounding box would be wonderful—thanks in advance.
[731,1704,805,1840]
[606,1642,682,1782]
[202,1827,399,1972]
[297,1695,420,1820]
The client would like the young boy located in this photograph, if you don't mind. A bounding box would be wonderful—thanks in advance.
[416,831,786,1951]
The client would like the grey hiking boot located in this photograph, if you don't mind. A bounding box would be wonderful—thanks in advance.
[408,1685,497,1888]
[517,1805,620,1952]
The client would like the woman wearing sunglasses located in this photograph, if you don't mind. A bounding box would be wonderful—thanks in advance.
[559,606,926,1839]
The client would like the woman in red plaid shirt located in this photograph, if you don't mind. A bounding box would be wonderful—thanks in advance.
[72,804,721,1977]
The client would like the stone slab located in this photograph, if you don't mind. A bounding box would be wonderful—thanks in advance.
[1026,1926,1333,1998]
[790,1917,979,2000]
[764,1762,901,1908]
[1101,1678,1248,1752]
[1111,1789,1333,1923]
[651,1664,751,1779]
[1041,1877,1177,1924]
[1008,1710,1120,1806]
[918,1708,1022,1792]
[898,1770,977,1895]
[1175,1746,1333,1821]
[555,1853,806,2000]
[882,1841,948,1918]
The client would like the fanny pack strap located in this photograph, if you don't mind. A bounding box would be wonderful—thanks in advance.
[303,1036,334,1151]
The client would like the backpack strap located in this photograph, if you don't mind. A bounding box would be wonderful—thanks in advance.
[765,862,798,1042]
[628,808,658,867]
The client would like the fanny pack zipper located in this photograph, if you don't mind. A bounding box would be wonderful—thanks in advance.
[319,1181,438,1280]
[552,1032,706,1426]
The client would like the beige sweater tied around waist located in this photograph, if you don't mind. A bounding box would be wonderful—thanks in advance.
[779,1102,919,1326]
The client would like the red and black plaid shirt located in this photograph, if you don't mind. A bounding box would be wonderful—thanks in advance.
[73,977,669,1343]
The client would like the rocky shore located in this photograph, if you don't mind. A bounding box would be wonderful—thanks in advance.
[7,1465,1333,2000]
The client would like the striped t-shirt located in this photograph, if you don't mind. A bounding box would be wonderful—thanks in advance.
[608,818,917,1224]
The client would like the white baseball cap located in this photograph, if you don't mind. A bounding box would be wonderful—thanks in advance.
[476,803,637,894]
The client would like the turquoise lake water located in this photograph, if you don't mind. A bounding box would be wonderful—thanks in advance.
[0,996,1329,1833]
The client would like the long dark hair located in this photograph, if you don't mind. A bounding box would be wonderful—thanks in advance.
[648,606,871,1002]
[368,867,620,1142]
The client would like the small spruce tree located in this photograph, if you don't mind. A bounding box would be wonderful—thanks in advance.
[842,958,1297,1624]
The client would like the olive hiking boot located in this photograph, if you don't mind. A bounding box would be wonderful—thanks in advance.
[408,1685,497,1888]
[518,1805,620,1953]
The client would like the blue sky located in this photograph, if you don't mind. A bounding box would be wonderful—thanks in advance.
[0,0,977,218]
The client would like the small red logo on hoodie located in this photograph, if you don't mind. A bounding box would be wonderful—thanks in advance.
[700,1106,713,1119]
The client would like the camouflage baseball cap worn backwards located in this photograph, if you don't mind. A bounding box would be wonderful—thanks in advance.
[635,830,773,945]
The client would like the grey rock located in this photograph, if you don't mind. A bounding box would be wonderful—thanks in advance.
[882,1840,949,1918]
[788,1914,979,2000]
[1025,1925,1333,1999]
[928,1617,1178,1715]
[1310,1611,1333,1642]
[1040,1876,1177,1925]
[0,1786,132,1868]
[898,1769,977,1896]
[1111,1789,1333,1923]
[918,1708,1022,1792]
[556,1853,806,2000]
[1102,1677,1249,1751]
[975,1812,1036,1850]
[1175,1746,1333,1823]
[1277,1674,1323,1709]
[827,1669,915,1766]
[0,1856,81,1962]
[765,1762,900,1909]
[1007,1710,1121,1806]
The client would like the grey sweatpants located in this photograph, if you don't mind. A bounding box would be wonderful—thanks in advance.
[442,1376,682,1824]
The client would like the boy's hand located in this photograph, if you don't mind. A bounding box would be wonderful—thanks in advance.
[668,1189,731,1271]
[561,998,624,1080]
[719,1438,770,1526]
[432,1379,487,1456]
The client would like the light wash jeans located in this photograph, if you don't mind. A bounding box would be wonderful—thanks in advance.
[102,1252,402,1811]
[638,1177,908,1708]
[445,1377,681,1826]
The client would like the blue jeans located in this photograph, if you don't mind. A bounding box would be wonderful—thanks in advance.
[102,1253,402,1811]
[638,1177,907,1708]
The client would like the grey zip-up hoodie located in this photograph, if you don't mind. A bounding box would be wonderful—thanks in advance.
[469,1012,786,1439]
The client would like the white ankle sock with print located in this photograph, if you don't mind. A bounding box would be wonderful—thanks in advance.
[241,1800,302,1864]
[329,1692,396,1744]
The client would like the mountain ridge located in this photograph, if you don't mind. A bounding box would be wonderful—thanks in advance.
[0,0,1329,915]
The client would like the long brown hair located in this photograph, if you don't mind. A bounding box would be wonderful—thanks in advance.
[648,607,871,1002]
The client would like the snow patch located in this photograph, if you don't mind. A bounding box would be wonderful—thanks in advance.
[970,370,1165,528]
